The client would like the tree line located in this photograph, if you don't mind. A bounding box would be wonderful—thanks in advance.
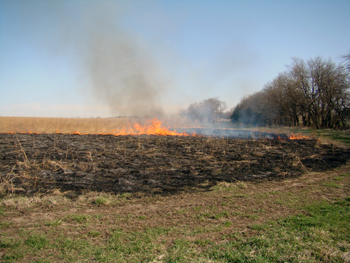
[180,97,228,123]
[231,55,350,129]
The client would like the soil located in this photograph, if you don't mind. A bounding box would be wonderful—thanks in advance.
[1,133,350,197]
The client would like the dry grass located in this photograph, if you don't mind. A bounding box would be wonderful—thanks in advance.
[0,116,131,134]
[0,116,196,135]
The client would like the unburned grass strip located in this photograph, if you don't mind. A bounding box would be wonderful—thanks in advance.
[206,197,350,262]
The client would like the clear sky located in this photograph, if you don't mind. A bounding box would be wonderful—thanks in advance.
[0,0,349,118]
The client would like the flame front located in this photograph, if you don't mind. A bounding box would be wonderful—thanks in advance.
[109,118,189,136]
[2,118,312,139]
[288,133,309,140]
[53,118,190,136]
[252,129,310,140]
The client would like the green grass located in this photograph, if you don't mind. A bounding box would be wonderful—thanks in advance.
[64,214,90,223]
[0,238,21,249]
[323,181,342,188]
[213,211,230,219]
[291,128,350,145]
[88,230,101,237]
[1,197,349,262]
[44,219,62,226]
[25,234,49,250]
[2,251,24,262]
[207,197,350,262]
[93,196,108,205]
[0,222,12,229]
[222,220,233,227]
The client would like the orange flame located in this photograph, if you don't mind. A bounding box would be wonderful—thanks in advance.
[252,129,310,140]
[1,119,311,139]
[49,118,190,136]
[288,133,309,140]
[110,118,190,136]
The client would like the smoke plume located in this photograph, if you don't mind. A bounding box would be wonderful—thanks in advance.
[81,3,166,118]
[4,0,259,118]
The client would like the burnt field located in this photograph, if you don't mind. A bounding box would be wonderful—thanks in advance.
[1,133,350,197]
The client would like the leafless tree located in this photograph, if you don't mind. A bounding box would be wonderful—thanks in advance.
[182,98,227,123]
[231,56,350,128]
[342,52,350,73]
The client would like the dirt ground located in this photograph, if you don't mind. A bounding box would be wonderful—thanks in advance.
[1,133,349,197]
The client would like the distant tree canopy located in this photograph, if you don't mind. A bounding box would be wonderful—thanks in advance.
[181,97,227,123]
[343,51,350,73]
[231,56,350,129]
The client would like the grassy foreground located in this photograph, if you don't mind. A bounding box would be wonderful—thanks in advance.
[1,166,349,262]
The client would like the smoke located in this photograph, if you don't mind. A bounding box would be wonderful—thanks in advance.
[81,3,166,117]
[3,1,259,118]
[7,0,168,117]
[75,2,167,118]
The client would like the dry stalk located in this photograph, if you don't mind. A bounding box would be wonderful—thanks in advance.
[33,175,37,188]
[0,173,16,195]
[177,194,188,205]
[219,157,231,168]
[48,160,66,170]
[15,134,28,165]
[16,160,30,170]
[293,156,308,172]
[87,151,94,162]
[42,154,46,169]
[319,158,332,170]
[66,143,69,162]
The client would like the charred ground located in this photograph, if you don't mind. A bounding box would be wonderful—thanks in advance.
[1,133,349,197]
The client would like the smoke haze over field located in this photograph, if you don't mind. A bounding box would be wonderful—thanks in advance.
[84,5,166,117]
[1,1,349,118]
[25,1,172,117]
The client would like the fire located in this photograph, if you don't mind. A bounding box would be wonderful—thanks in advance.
[288,133,309,140]
[252,129,310,140]
[110,118,190,136]
[53,118,190,136]
[3,131,38,135]
[1,118,311,139]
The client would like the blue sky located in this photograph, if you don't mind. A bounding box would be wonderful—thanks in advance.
[0,0,349,117]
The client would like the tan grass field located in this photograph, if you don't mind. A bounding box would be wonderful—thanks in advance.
[0,116,197,135]
[0,116,132,134]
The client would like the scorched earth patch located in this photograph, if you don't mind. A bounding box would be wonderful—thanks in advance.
[1,133,349,197]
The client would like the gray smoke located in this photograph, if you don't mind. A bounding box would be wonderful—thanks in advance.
[84,4,165,116]
[81,3,166,117]
[4,0,259,118]
[9,0,167,117]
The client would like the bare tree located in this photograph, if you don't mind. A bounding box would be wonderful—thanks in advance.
[231,56,350,128]
[182,98,227,123]
[342,51,350,72]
